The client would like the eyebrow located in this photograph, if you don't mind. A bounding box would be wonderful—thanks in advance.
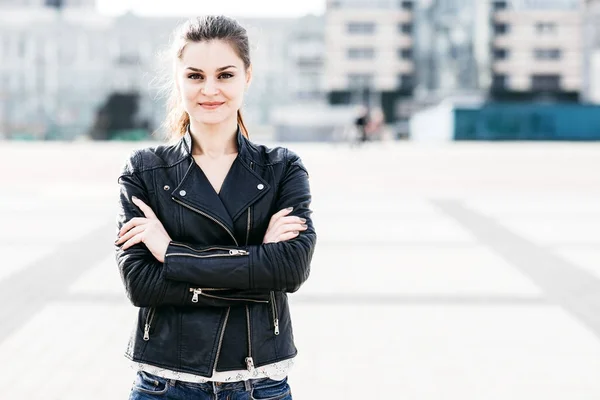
[185,65,237,73]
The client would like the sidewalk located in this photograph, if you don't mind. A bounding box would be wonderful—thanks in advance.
[0,140,599,399]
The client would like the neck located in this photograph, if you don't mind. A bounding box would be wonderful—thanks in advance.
[189,116,239,157]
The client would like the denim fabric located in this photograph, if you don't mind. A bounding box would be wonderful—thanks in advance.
[128,371,292,400]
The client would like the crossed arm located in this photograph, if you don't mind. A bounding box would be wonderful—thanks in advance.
[115,157,316,308]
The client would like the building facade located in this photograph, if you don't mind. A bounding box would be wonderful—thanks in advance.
[324,0,416,122]
[489,0,583,101]
[583,0,600,103]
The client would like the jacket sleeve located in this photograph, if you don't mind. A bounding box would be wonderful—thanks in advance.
[115,151,271,307]
[163,152,317,293]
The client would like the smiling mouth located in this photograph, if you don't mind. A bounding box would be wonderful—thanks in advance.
[200,102,225,109]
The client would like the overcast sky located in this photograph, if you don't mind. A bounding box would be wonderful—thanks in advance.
[96,0,326,17]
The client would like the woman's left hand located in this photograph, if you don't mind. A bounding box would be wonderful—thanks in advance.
[116,196,172,263]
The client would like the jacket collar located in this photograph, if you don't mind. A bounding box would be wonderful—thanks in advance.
[172,125,270,239]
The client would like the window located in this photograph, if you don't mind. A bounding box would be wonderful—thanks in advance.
[348,73,373,88]
[398,48,413,60]
[534,48,561,60]
[347,47,375,59]
[398,74,414,90]
[492,74,508,90]
[535,22,557,34]
[347,22,376,34]
[492,1,507,11]
[531,74,560,91]
[398,23,413,34]
[494,23,509,35]
[493,48,509,60]
[400,1,413,10]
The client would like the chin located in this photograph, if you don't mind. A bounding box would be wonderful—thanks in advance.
[192,113,231,126]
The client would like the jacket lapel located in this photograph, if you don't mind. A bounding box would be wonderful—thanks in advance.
[172,125,271,234]
[218,156,270,221]
[171,159,236,237]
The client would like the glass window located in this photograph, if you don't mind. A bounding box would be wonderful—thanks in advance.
[398,23,413,34]
[531,74,560,91]
[534,48,561,60]
[535,22,557,34]
[494,23,509,35]
[492,74,508,89]
[399,1,413,10]
[493,48,509,60]
[347,22,376,34]
[347,48,375,59]
[398,48,413,60]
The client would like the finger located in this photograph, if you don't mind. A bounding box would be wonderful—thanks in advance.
[277,231,300,242]
[275,215,307,227]
[132,196,158,220]
[268,207,294,229]
[271,216,307,234]
[121,232,144,250]
[275,223,307,237]
[119,217,148,237]
[116,225,145,245]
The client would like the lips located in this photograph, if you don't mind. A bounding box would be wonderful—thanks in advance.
[199,102,225,109]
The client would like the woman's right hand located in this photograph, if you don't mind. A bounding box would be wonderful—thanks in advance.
[263,207,308,244]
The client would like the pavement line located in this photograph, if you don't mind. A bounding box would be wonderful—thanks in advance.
[0,223,115,344]
[60,293,546,306]
[433,200,600,339]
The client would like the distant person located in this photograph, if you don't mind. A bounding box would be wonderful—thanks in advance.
[114,15,316,400]
[366,108,385,141]
[354,105,370,144]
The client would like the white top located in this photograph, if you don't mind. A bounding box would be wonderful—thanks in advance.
[132,358,294,384]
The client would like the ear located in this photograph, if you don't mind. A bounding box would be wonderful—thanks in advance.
[245,65,253,90]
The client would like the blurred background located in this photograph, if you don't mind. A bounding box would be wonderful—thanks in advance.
[1,1,600,399]
[2,0,600,142]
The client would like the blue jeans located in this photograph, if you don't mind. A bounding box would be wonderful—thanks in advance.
[128,371,293,400]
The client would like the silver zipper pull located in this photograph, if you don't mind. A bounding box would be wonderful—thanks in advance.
[190,288,202,303]
[229,249,248,256]
[274,319,280,336]
[143,324,150,341]
[245,357,255,372]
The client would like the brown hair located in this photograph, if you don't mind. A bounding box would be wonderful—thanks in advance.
[164,16,251,140]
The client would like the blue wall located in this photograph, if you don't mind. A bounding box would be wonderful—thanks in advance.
[454,104,600,141]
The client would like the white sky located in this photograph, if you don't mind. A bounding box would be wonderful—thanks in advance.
[95,0,326,18]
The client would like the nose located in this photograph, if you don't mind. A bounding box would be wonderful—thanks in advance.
[201,78,219,96]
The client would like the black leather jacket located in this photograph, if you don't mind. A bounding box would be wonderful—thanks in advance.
[115,127,316,377]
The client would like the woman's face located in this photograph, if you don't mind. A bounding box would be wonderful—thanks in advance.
[176,40,251,127]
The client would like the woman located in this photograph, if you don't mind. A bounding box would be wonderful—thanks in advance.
[115,15,316,400]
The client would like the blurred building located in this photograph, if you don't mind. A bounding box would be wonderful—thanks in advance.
[416,0,491,98]
[489,0,583,102]
[0,0,95,7]
[0,1,326,139]
[324,0,416,123]
[583,0,600,103]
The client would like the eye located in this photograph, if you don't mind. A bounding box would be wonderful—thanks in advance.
[219,73,234,79]
[188,73,203,80]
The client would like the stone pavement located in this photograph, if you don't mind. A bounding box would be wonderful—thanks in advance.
[1,140,600,399]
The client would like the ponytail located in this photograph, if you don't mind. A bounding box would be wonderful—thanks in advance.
[237,109,249,138]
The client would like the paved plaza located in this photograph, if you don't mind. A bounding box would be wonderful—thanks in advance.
[1,139,600,399]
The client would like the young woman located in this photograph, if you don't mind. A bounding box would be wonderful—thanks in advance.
[115,15,316,400]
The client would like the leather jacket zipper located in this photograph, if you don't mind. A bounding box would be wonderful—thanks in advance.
[245,305,255,372]
[172,197,238,246]
[143,308,156,341]
[166,249,248,259]
[243,174,255,373]
[188,288,269,304]
[170,242,246,254]
[213,307,230,371]
[270,291,280,336]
